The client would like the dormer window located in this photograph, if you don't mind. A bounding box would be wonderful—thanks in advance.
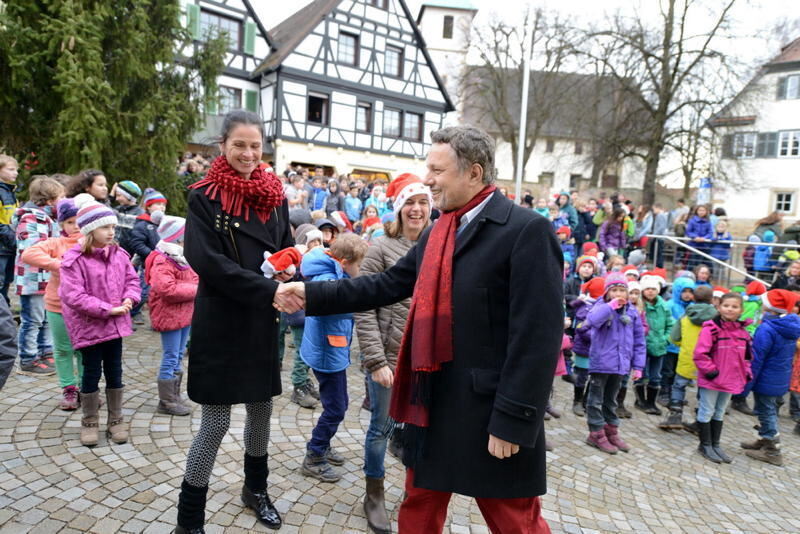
[200,10,242,51]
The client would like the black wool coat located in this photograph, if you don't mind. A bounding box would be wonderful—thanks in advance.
[305,193,564,498]
[184,186,293,405]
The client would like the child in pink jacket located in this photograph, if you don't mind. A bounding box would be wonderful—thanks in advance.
[21,198,83,411]
[144,215,198,416]
[59,194,140,447]
[693,292,752,464]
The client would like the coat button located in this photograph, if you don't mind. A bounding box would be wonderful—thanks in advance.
[234,222,240,228]
[524,409,533,417]
[275,318,280,324]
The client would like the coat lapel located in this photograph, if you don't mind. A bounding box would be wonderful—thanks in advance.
[228,209,279,252]
[454,192,513,257]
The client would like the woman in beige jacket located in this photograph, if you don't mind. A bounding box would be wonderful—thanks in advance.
[355,174,431,534]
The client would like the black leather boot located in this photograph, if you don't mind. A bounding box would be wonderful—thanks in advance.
[645,386,663,415]
[242,453,281,529]
[176,480,208,533]
[698,422,723,463]
[710,419,732,463]
[634,384,647,412]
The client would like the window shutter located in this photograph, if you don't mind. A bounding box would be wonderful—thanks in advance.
[186,4,201,40]
[244,21,256,55]
[756,133,768,157]
[777,77,788,100]
[721,134,733,159]
[245,90,258,112]
[206,94,218,115]
[765,132,778,158]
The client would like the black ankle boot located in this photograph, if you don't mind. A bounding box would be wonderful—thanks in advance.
[176,480,208,533]
[242,453,281,529]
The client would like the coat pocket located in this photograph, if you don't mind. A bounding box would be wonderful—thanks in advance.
[327,335,348,348]
[472,368,501,395]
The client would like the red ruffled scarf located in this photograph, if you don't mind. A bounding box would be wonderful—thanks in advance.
[389,185,496,428]
[189,156,284,223]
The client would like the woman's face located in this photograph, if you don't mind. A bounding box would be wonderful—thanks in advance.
[697,267,710,281]
[400,193,431,237]
[219,124,262,179]
[87,174,108,200]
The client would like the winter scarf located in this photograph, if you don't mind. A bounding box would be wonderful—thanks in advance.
[155,240,189,268]
[390,186,496,428]
[189,156,284,223]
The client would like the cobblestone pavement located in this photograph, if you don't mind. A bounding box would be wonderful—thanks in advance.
[2,324,800,533]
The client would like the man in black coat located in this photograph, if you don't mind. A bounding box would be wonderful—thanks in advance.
[277,126,563,533]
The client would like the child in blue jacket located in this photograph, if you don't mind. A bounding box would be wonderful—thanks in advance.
[740,289,800,466]
[299,233,368,482]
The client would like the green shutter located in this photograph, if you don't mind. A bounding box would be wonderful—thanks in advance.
[187,3,201,40]
[207,93,217,115]
[244,21,256,55]
[245,90,258,112]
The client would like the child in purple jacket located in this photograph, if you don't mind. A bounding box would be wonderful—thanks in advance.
[59,194,140,448]
[584,273,646,454]
[693,292,751,464]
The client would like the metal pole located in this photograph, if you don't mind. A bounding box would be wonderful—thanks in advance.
[514,15,532,204]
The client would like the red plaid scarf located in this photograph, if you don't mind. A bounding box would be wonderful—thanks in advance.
[389,185,496,427]
[189,156,284,223]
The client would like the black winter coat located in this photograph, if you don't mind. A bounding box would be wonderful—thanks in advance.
[129,215,160,261]
[184,187,293,405]
[306,193,563,498]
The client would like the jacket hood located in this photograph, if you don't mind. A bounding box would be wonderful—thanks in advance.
[762,313,800,339]
[15,201,50,219]
[686,302,718,325]
[762,230,776,243]
[300,247,344,279]
[672,277,696,304]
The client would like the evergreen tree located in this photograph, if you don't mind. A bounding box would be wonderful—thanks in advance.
[0,0,227,212]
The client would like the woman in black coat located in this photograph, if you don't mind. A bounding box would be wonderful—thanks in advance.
[174,111,293,533]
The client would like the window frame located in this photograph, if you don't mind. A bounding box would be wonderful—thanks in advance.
[199,9,243,52]
[369,0,389,9]
[788,75,800,100]
[382,107,402,138]
[778,130,800,158]
[404,112,423,141]
[307,92,330,126]
[732,132,757,158]
[385,44,404,78]
[774,191,796,215]
[443,15,454,39]
[545,139,555,153]
[356,102,372,133]
[218,85,242,115]
[338,31,359,66]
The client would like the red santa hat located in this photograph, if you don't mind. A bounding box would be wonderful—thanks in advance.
[713,286,729,299]
[641,268,667,287]
[761,289,800,315]
[622,265,640,279]
[261,247,302,279]
[581,277,606,299]
[330,211,354,233]
[640,275,662,292]
[363,216,382,229]
[385,173,432,216]
[556,226,571,238]
[582,242,599,256]
[745,280,767,296]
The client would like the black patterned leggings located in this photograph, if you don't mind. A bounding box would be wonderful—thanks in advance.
[184,402,272,487]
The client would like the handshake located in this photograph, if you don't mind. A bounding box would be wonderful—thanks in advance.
[273,282,306,314]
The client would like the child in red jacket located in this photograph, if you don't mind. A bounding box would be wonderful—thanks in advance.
[145,215,198,416]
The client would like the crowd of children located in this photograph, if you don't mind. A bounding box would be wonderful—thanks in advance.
[561,241,800,466]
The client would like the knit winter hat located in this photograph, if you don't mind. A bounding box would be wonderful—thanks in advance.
[294,224,324,246]
[640,275,661,292]
[556,226,571,238]
[157,215,186,244]
[761,289,800,314]
[116,180,142,202]
[713,286,728,299]
[56,198,79,223]
[386,173,432,216]
[581,277,605,299]
[576,255,598,270]
[628,248,646,267]
[745,280,767,296]
[628,281,641,293]
[604,272,628,295]
[674,270,696,281]
[582,242,599,256]
[142,188,167,208]
[622,265,640,279]
[642,268,667,287]
[74,193,117,235]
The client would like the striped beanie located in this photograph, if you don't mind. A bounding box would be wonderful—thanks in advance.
[116,180,142,202]
[74,194,117,235]
[142,188,167,208]
[56,198,79,223]
[157,215,186,244]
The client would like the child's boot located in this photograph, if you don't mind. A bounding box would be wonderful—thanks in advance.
[731,396,755,415]
[645,386,663,415]
[710,419,732,463]
[616,387,632,418]
[658,403,684,431]
[176,479,208,534]
[60,385,80,411]
[633,384,647,412]
[157,378,191,416]
[301,449,342,482]
[572,385,585,416]
[603,423,630,452]
[586,429,618,454]
[697,422,723,463]
[79,391,100,447]
[105,387,128,444]
[745,439,783,466]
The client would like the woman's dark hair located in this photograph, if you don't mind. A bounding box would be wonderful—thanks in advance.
[754,211,782,229]
[219,110,263,142]
[714,207,727,217]
[611,207,626,226]
[328,180,338,192]
[67,169,104,198]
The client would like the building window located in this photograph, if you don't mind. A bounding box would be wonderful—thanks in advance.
[779,75,800,100]
[574,141,583,155]
[538,172,554,187]
[732,132,756,158]
[385,45,403,78]
[775,192,795,214]
[404,112,423,141]
[383,108,402,137]
[200,10,242,50]
[443,15,454,39]
[369,0,388,8]
[545,139,554,153]
[569,174,582,189]
[218,86,242,115]
[602,175,619,188]
[307,93,329,125]
[779,131,800,157]
[338,32,359,66]
[356,102,372,133]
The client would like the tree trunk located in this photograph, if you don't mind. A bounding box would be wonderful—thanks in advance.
[642,145,660,207]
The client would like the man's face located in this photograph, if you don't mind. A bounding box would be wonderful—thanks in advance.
[424,143,481,212]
